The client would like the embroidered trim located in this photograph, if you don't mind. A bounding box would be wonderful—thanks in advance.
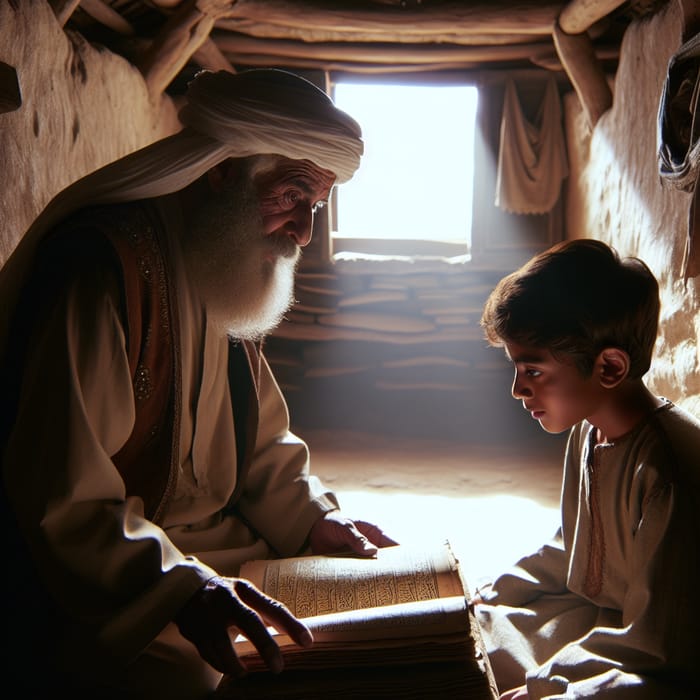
[134,364,153,402]
[583,434,606,599]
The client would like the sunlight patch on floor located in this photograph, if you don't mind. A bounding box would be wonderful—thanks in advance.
[336,489,560,594]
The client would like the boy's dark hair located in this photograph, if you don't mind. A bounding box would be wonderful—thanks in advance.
[480,239,660,379]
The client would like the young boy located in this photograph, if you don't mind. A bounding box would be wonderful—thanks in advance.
[475,239,700,699]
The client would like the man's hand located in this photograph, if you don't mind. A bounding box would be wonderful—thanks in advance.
[309,510,399,556]
[174,576,313,677]
[500,685,529,700]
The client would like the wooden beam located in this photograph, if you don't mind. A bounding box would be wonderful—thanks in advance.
[217,23,552,47]
[531,44,619,71]
[138,0,219,96]
[221,56,488,74]
[553,19,612,128]
[217,0,563,40]
[559,0,627,34]
[215,32,556,66]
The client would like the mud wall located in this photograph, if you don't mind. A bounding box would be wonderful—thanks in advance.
[565,0,699,417]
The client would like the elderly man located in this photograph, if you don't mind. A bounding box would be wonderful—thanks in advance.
[0,69,394,698]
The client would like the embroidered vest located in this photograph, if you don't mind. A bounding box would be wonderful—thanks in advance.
[3,200,261,523]
[97,202,262,522]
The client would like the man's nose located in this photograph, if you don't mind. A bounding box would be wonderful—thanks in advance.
[284,204,314,247]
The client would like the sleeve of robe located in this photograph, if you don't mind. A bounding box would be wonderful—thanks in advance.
[525,430,700,699]
[2,261,218,667]
[477,529,570,606]
[232,352,340,557]
[477,432,573,607]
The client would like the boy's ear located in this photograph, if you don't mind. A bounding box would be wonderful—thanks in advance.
[594,348,630,388]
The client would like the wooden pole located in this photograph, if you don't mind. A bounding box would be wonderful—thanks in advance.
[553,19,612,128]
[138,0,217,96]
[559,0,627,34]
[215,33,555,65]
[217,0,563,40]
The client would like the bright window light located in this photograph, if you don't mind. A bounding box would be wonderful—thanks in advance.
[332,81,478,249]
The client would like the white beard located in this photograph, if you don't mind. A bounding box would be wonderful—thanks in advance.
[180,173,299,341]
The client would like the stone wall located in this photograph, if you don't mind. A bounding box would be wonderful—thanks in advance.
[565,0,700,418]
[264,257,536,442]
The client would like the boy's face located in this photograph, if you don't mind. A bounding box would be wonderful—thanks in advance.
[504,341,606,434]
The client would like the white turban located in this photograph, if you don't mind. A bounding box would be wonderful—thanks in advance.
[0,69,364,339]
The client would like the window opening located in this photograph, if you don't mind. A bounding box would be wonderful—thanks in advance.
[331,79,479,257]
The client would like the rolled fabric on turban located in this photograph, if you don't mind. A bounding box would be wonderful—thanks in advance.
[180,69,363,184]
[0,69,364,340]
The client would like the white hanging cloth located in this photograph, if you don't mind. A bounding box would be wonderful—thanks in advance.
[495,77,569,215]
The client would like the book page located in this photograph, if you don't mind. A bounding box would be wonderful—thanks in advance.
[239,540,464,619]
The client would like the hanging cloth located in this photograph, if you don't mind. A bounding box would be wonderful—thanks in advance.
[495,77,568,215]
[658,31,700,281]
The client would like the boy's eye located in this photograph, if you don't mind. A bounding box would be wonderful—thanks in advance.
[526,368,542,378]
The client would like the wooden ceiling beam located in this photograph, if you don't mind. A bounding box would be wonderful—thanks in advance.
[218,27,551,47]
[559,0,627,34]
[553,19,613,128]
[215,33,556,66]
[221,55,487,74]
[552,0,621,127]
[216,0,564,40]
[138,0,240,95]
[531,44,619,71]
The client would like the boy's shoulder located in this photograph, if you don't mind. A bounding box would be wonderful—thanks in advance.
[641,399,700,484]
[568,400,700,481]
[652,398,700,434]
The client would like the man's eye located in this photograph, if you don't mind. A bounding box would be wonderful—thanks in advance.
[281,190,301,209]
[312,201,326,214]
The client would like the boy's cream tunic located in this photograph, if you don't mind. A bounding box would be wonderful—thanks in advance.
[478,401,700,698]
[2,202,339,676]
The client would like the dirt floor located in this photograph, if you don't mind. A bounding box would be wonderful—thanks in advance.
[300,427,568,593]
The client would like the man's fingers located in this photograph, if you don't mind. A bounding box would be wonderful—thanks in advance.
[347,528,379,556]
[354,520,399,548]
[206,632,249,677]
[235,581,313,666]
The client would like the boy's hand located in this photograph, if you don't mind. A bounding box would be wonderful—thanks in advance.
[500,685,529,700]
[174,576,313,677]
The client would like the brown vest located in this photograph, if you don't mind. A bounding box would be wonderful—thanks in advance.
[4,200,261,523]
[99,201,262,523]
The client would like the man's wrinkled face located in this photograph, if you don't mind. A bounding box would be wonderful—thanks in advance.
[254,157,335,248]
[183,156,335,341]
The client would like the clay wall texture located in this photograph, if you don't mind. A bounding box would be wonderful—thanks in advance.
[0,0,179,265]
[1,0,697,438]
[566,0,699,417]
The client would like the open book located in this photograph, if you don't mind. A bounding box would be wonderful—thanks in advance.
[215,540,498,699]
